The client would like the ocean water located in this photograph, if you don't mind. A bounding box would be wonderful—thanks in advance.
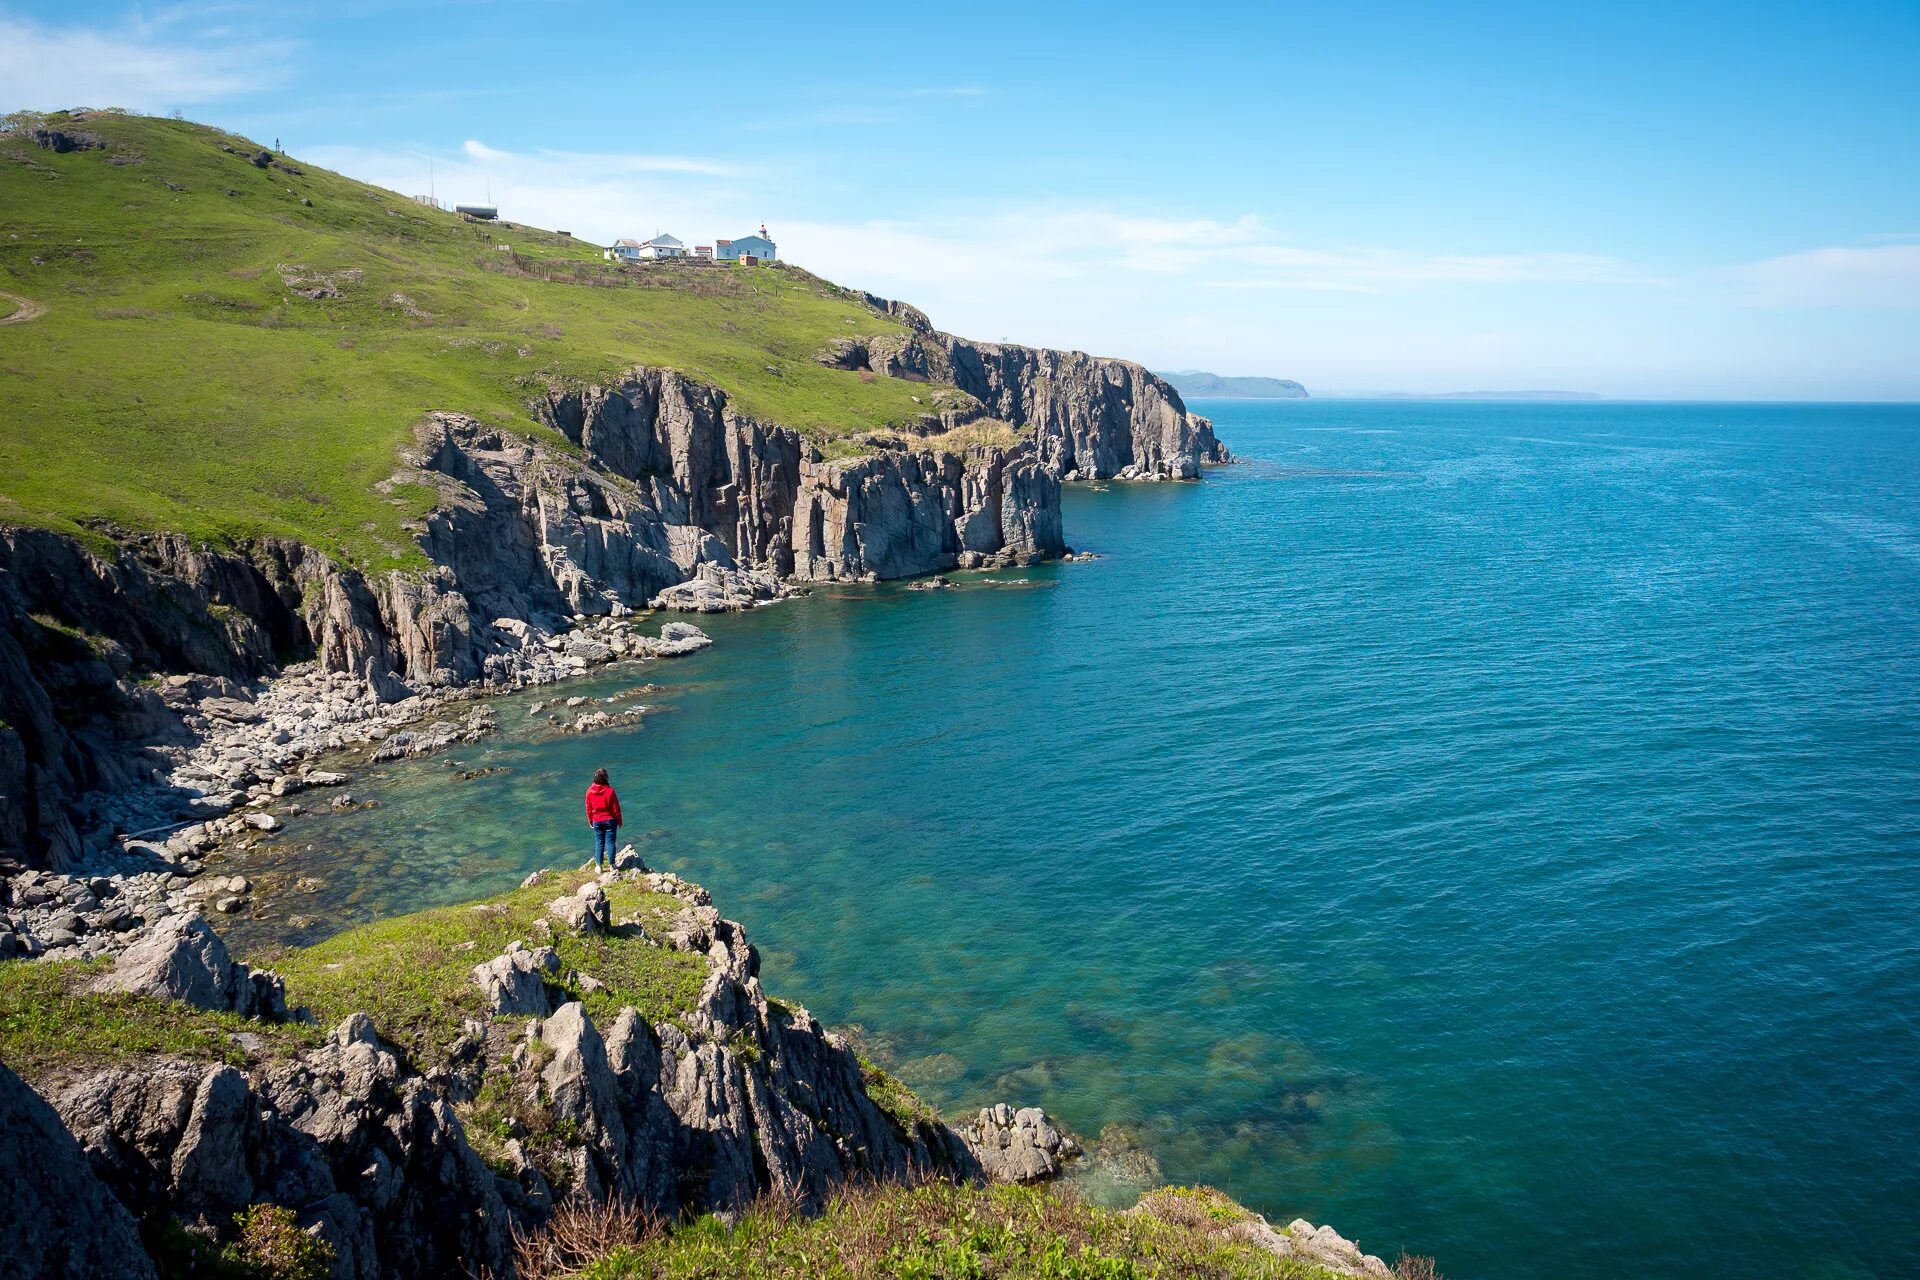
[236,400,1920,1280]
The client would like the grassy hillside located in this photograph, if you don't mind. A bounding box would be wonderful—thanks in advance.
[0,110,970,567]
[524,1182,1369,1280]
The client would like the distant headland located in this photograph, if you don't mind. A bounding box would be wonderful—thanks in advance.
[1373,389,1602,401]
[1159,369,1311,399]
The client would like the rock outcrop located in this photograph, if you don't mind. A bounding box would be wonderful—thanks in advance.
[534,372,1064,582]
[88,913,290,1019]
[0,1060,158,1280]
[855,292,1230,480]
[51,1013,515,1280]
[5,867,1036,1278]
[960,1102,1077,1183]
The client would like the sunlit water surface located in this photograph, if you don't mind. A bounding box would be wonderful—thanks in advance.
[231,400,1920,1280]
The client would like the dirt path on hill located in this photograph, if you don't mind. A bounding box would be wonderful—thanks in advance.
[0,290,44,325]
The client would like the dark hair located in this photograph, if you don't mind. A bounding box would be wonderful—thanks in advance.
[592,768,609,786]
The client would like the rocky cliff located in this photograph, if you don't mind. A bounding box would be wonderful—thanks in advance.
[0,861,1073,1280]
[849,292,1231,480]
[0,360,1066,867]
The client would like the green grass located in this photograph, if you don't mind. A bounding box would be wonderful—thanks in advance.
[526,1181,1360,1280]
[858,1054,945,1134]
[0,295,18,320]
[257,869,709,1066]
[0,110,967,567]
[0,957,320,1076]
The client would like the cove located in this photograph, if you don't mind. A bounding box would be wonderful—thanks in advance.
[232,398,1920,1280]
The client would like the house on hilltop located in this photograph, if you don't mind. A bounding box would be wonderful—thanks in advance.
[714,224,776,261]
[604,233,687,262]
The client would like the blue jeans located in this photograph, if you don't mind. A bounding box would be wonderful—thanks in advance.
[593,821,619,866]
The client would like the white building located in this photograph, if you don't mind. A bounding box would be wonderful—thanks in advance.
[635,233,686,259]
[604,233,687,262]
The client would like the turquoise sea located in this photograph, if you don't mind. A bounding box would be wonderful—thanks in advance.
[241,399,1920,1280]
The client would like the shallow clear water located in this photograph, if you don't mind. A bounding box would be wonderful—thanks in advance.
[238,400,1920,1280]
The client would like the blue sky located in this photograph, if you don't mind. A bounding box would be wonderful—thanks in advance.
[4,1,1917,399]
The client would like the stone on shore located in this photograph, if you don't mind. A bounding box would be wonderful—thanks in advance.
[960,1103,1075,1183]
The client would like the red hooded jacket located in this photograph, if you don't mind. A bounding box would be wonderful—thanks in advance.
[585,782,622,826]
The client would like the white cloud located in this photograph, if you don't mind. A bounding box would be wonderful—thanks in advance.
[1728,242,1920,308]
[0,12,287,111]
[458,137,738,176]
[271,140,1920,397]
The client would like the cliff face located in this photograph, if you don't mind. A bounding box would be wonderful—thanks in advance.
[536,367,1063,582]
[0,300,1220,867]
[854,293,1231,480]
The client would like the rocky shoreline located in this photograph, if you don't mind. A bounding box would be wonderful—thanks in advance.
[1,328,1223,872]
[1,844,1391,1280]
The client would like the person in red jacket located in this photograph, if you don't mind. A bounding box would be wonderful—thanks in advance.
[584,768,623,869]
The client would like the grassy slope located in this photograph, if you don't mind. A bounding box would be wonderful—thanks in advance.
[0,871,703,1076]
[0,111,969,568]
[558,1183,1355,1280]
[0,956,321,1075]
[260,869,710,1065]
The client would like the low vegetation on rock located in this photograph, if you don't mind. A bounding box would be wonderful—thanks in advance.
[258,869,708,1065]
[0,954,319,1074]
[503,1180,1403,1280]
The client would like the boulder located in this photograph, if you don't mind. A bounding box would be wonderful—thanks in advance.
[470,941,561,1016]
[549,881,611,934]
[87,915,288,1019]
[960,1103,1074,1184]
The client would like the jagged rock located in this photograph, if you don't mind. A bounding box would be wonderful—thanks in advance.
[539,1002,628,1197]
[471,940,562,1015]
[549,881,611,934]
[87,914,288,1019]
[1239,1217,1394,1278]
[961,1103,1074,1183]
[612,844,647,872]
[651,563,793,612]
[632,621,712,657]
[0,1059,159,1280]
